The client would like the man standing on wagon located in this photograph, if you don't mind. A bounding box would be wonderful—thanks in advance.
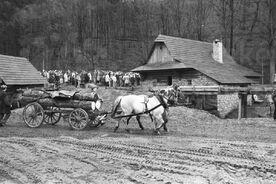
[0,85,11,126]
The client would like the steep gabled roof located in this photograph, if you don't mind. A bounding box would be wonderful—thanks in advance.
[132,34,261,84]
[0,54,47,85]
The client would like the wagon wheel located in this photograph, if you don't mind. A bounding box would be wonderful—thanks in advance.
[69,108,89,130]
[23,102,44,128]
[44,107,62,125]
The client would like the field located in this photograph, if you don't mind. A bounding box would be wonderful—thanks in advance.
[1,87,276,184]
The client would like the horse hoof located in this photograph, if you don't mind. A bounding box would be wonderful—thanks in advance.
[114,127,118,132]
[154,130,160,135]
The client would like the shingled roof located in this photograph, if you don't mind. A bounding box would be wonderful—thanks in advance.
[132,35,261,84]
[0,54,47,85]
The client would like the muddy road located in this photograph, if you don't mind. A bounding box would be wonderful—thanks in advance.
[1,106,276,183]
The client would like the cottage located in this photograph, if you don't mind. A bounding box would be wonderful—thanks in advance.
[0,54,47,93]
[132,35,262,117]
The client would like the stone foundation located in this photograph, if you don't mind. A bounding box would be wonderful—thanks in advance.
[172,74,217,86]
[217,93,239,118]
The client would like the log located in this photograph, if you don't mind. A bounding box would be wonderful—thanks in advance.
[19,96,38,107]
[22,89,50,98]
[21,89,100,102]
[73,91,99,101]
[37,98,95,110]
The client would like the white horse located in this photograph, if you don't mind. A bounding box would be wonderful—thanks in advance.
[111,93,172,134]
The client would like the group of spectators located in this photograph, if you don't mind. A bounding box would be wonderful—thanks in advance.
[42,69,141,88]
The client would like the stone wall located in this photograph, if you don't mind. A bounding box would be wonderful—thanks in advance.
[217,93,239,118]
[173,73,218,86]
[191,75,218,86]
[140,71,249,118]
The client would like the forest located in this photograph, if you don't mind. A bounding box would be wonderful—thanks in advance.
[0,0,275,83]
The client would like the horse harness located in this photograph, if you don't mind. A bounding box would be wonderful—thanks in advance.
[113,94,168,119]
[142,95,168,115]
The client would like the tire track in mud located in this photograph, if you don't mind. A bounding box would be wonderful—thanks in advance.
[50,137,276,183]
[1,137,276,184]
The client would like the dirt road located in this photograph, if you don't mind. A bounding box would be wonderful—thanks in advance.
[1,134,276,184]
[1,92,276,183]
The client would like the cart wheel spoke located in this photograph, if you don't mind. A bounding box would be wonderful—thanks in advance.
[69,108,88,130]
[28,117,34,125]
[43,107,61,125]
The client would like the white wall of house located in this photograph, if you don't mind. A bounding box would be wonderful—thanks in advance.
[148,43,174,64]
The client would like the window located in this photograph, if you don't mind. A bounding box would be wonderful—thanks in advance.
[187,80,192,85]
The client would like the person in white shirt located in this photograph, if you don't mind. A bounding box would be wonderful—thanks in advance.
[64,72,68,84]
[111,74,117,88]
[105,74,110,87]
[88,72,92,83]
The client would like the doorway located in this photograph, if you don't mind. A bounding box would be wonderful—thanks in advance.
[167,76,172,85]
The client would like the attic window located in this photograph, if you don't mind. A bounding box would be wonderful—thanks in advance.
[187,80,192,85]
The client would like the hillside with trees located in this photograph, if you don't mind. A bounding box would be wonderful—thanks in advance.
[0,0,275,83]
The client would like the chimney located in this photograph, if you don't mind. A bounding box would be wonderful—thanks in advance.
[212,39,223,63]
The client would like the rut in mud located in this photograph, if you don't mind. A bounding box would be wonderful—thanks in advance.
[0,136,276,184]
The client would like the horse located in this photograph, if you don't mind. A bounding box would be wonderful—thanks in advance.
[110,91,175,134]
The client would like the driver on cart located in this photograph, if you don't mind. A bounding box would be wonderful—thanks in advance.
[88,84,107,125]
[88,83,102,111]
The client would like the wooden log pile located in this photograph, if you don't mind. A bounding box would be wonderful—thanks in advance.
[37,98,94,110]
[14,89,101,110]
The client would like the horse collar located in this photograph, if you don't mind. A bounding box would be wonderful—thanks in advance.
[156,95,168,109]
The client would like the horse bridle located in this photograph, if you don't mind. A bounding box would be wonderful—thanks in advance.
[160,91,175,102]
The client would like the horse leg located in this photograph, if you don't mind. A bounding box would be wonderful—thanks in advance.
[152,117,160,135]
[155,114,166,135]
[136,116,144,130]
[126,116,132,125]
[162,111,168,132]
[163,120,168,132]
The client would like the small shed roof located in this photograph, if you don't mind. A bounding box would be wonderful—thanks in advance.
[0,54,47,85]
[132,34,261,84]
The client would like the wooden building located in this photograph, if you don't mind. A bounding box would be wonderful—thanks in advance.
[132,35,262,117]
[132,34,261,87]
[0,54,47,93]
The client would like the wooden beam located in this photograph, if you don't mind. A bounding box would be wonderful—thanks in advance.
[242,95,247,118]
[178,85,276,95]
[238,94,242,120]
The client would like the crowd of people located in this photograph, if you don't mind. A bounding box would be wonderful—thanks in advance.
[41,70,141,88]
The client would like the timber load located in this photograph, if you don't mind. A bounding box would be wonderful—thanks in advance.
[15,89,100,110]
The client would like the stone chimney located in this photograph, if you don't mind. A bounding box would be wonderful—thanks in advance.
[212,39,223,63]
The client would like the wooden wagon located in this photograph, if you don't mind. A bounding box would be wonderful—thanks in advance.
[20,89,108,130]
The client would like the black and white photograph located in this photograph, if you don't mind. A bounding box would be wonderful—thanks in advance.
[0,0,276,183]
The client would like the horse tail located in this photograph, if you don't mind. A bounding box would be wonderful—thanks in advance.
[111,96,123,118]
